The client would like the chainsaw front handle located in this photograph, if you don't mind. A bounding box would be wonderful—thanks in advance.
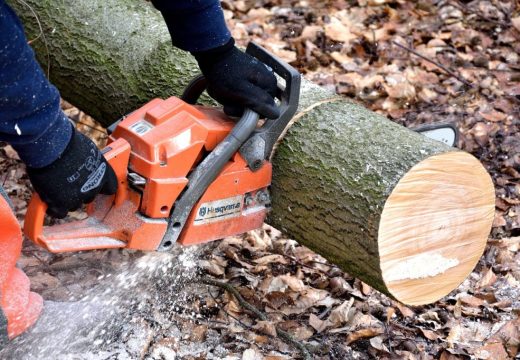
[182,42,301,171]
[24,138,131,250]
[158,108,260,251]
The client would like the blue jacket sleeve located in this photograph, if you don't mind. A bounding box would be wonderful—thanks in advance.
[0,1,72,168]
[151,0,231,52]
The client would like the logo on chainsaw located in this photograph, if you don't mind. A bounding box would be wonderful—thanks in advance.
[195,196,244,225]
[199,207,207,217]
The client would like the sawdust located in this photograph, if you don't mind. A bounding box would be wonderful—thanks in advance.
[0,247,202,359]
[383,252,460,282]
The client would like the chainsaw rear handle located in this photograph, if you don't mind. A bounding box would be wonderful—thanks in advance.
[24,138,131,244]
[182,42,301,171]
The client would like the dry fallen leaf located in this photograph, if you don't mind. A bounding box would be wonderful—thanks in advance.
[299,25,323,41]
[200,260,225,276]
[384,73,416,99]
[474,342,510,360]
[328,298,355,327]
[459,294,486,307]
[420,328,440,341]
[476,267,497,289]
[446,322,462,348]
[512,16,520,32]
[324,17,358,43]
[309,313,328,333]
[189,325,208,342]
[439,351,463,360]
[346,327,384,344]
[488,318,520,358]
[265,275,306,293]
[279,288,333,315]
[253,255,288,265]
[479,109,506,122]
[395,302,415,318]
[369,335,389,352]
[418,311,442,330]
[253,320,277,337]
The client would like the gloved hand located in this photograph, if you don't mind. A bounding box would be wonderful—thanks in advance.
[193,38,280,119]
[26,125,118,218]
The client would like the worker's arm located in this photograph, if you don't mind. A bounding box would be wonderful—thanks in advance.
[0,1,71,168]
[150,0,231,52]
[0,1,117,218]
[151,0,280,119]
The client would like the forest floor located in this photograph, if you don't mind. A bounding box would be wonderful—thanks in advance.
[0,0,519,359]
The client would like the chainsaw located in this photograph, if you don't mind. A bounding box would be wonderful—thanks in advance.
[24,43,301,253]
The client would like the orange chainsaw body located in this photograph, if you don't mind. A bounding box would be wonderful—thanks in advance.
[25,97,272,252]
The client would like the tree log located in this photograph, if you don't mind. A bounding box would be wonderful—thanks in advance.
[9,0,495,305]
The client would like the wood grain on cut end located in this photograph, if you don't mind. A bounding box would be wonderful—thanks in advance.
[378,151,495,305]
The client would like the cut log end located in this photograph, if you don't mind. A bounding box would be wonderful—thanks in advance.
[378,151,495,305]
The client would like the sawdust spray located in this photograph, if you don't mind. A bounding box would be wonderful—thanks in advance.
[1,246,202,359]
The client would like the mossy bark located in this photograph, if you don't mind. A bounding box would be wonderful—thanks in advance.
[10,0,453,298]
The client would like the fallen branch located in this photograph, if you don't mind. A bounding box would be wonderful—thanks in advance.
[200,276,312,360]
[206,287,253,330]
[392,40,474,88]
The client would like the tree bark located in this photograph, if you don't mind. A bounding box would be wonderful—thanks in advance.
[9,0,495,305]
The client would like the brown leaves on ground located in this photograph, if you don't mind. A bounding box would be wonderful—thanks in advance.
[211,2,519,356]
[198,225,519,359]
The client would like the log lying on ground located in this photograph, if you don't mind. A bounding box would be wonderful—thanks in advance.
[10,0,495,305]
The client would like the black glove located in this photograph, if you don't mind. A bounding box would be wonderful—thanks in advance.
[27,125,118,218]
[193,38,280,119]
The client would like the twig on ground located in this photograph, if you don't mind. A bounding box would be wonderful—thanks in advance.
[207,288,252,330]
[200,276,313,360]
[0,164,16,187]
[392,40,474,88]
[75,121,109,138]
